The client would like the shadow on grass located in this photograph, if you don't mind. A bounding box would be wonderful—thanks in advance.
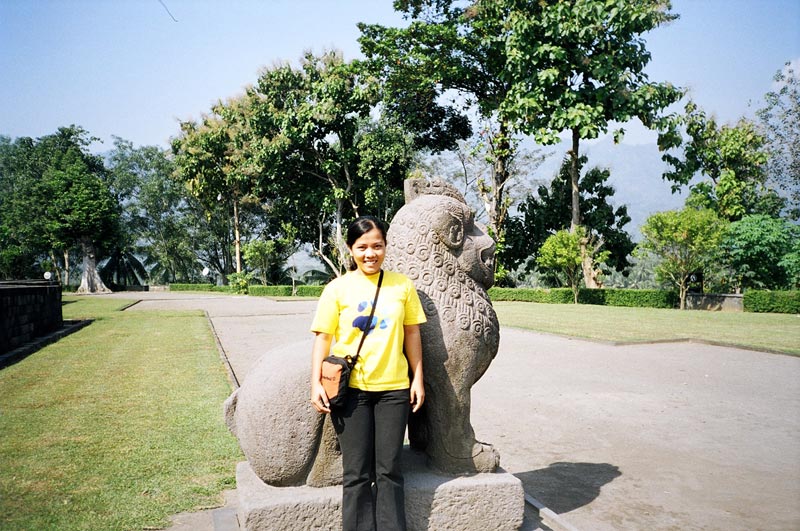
[516,461,621,514]
[0,320,93,370]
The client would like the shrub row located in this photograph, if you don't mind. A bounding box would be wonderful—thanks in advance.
[248,285,293,297]
[169,283,230,292]
[488,287,679,309]
[743,290,800,314]
[248,285,324,297]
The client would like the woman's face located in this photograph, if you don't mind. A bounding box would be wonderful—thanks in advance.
[349,227,385,275]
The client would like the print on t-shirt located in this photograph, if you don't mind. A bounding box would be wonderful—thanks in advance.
[352,300,388,335]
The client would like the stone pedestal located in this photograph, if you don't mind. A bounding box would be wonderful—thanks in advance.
[236,449,524,531]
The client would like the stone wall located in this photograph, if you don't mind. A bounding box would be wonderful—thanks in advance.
[0,281,63,355]
[686,293,743,312]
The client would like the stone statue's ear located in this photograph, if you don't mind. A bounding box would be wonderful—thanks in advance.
[441,212,464,249]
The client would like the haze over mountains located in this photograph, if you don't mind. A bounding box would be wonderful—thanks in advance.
[526,136,692,240]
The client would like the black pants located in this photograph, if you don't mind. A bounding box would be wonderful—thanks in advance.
[331,388,410,531]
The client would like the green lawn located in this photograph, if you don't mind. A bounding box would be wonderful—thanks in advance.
[494,301,800,355]
[0,296,242,531]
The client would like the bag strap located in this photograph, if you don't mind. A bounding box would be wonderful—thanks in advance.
[348,269,384,367]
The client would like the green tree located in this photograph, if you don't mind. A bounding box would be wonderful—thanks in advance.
[659,101,783,221]
[242,224,298,285]
[721,214,798,290]
[362,0,682,288]
[248,51,412,275]
[757,62,800,220]
[1,127,121,291]
[358,1,530,256]
[106,138,199,284]
[43,128,119,293]
[0,135,49,279]
[637,208,726,309]
[537,226,607,303]
[505,155,634,284]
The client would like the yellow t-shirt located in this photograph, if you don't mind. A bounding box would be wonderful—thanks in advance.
[310,270,427,391]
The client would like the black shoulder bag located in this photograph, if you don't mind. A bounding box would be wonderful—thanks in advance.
[321,270,384,409]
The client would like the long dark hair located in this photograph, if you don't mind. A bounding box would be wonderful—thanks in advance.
[346,216,388,271]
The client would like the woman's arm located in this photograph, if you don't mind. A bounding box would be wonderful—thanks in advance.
[404,324,425,413]
[310,332,333,413]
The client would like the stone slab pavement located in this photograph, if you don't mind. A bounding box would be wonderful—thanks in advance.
[106,291,800,530]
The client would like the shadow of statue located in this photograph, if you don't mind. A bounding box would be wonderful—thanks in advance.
[515,462,622,514]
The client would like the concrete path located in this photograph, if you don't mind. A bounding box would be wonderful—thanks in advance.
[109,291,800,530]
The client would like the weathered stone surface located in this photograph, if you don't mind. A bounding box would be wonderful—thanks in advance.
[236,450,525,531]
[385,179,501,474]
[237,460,342,531]
[224,338,341,486]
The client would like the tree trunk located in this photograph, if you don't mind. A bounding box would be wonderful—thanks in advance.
[64,249,70,286]
[569,128,581,232]
[76,237,111,294]
[568,128,600,289]
[233,197,242,273]
[679,280,688,310]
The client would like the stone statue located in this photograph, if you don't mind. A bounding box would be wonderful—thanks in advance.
[385,179,500,474]
[224,178,500,486]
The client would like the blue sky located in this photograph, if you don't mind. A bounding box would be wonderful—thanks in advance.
[1,0,798,151]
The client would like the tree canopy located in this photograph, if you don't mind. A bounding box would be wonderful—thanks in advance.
[637,207,727,309]
[0,126,119,292]
[659,101,783,221]
[504,155,634,280]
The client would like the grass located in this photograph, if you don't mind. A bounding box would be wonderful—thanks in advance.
[0,296,242,531]
[494,301,800,355]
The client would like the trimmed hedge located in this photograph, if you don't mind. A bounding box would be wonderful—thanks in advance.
[248,285,324,298]
[296,285,324,297]
[248,285,293,297]
[489,287,574,304]
[488,287,679,309]
[168,283,230,293]
[743,290,800,314]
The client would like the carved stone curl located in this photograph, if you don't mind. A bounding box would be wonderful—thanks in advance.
[385,178,500,474]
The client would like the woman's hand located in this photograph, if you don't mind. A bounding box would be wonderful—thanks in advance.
[410,373,425,413]
[310,381,331,414]
[310,332,333,414]
[404,324,425,413]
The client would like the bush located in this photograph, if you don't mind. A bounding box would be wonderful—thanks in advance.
[580,288,679,308]
[743,290,800,314]
[489,287,679,308]
[296,285,324,297]
[168,283,230,293]
[248,285,293,297]
[226,272,254,294]
[248,285,324,298]
[489,288,575,304]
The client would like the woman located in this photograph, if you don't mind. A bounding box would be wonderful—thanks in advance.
[310,216,426,531]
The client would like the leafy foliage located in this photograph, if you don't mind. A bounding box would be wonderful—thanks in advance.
[637,207,727,309]
[504,155,635,277]
[720,214,799,290]
[659,101,783,220]
[489,287,678,308]
[757,62,800,220]
[536,227,609,303]
[743,290,800,314]
[0,127,119,292]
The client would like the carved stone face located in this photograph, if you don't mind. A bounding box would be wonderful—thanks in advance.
[456,212,496,291]
[425,199,495,290]
[387,193,497,292]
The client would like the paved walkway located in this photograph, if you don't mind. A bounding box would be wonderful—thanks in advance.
[110,291,800,531]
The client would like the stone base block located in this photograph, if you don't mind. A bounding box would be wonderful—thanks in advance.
[236,450,524,531]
